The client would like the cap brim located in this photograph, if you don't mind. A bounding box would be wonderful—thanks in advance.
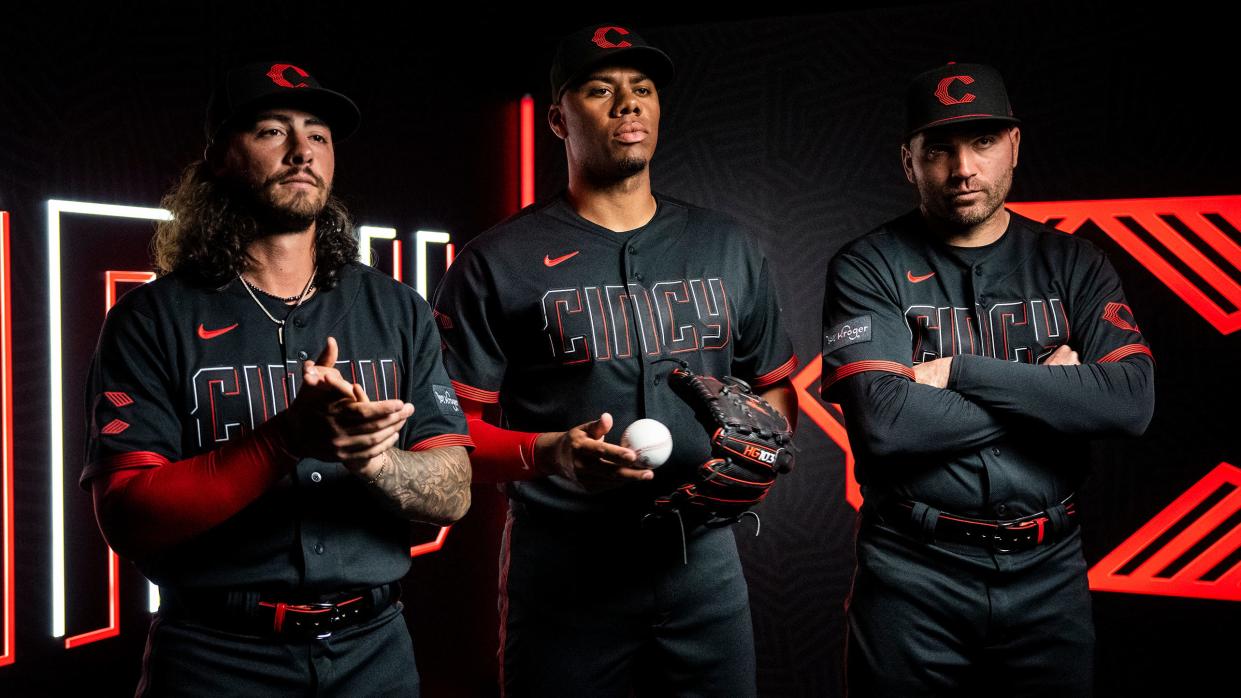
[219,88,361,141]
[558,46,675,100]
[907,114,1021,138]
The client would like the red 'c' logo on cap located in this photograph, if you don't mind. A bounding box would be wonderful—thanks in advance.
[934,75,976,105]
[266,63,309,89]
[592,26,632,49]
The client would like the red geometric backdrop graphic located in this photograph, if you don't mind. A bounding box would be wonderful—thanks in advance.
[1008,195,1241,335]
[1088,463,1241,602]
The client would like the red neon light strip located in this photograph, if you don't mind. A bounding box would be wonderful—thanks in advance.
[520,95,535,208]
[1,212,13,665]
[791,361,861,510]
[391,239,403,283]
[410,525,450,558]
[104,271,156,313]
[64,552,118,648]
[65,270,154,649]
[446,243,456,269]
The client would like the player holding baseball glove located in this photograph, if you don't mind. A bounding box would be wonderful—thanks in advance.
[655,359,796,527]
[433,24,798,698]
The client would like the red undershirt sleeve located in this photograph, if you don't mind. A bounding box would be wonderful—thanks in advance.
[461,397,544,484]
[90,417,300,561]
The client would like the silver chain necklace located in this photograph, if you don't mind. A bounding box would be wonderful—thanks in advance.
[238,266,317,349]
[242,275,315,303]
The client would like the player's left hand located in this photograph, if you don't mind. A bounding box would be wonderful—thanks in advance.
[338,382,415,474]
[289,337,415,469]
[533,412,650,490]
[913,357,952,388]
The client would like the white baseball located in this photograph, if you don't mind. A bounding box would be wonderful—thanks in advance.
[620,419,673,469]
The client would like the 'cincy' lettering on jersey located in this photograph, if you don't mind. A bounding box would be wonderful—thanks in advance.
[190,359,400,448]
[906,297,1069,364]
[541,278,731,364]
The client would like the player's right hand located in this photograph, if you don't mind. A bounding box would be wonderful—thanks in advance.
[534,412,652,489]
[1043,344,1081,366]
[279,337,414,464]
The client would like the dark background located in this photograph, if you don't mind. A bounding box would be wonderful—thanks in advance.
[1,1,1238,695]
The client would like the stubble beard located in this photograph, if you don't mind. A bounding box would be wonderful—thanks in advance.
[922,166,1012,230]
[233,169,329,234]
[616,153,649,178]
[583,152,649,188]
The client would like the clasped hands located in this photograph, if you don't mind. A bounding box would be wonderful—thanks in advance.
[279,336,414,475]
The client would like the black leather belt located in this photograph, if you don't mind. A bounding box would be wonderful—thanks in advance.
[875,495,1078,553]
[159,582,400,640]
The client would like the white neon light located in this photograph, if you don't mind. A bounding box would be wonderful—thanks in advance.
[415,230,451,299]
[358,226,396,267]
[48,200,171,639]
[1,211,13,666]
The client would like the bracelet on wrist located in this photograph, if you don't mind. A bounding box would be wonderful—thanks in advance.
[366,452,391,486]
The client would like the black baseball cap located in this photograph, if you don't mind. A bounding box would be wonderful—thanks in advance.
[205,61,361,144]
[905,62,1019,138]
[550,24,675,103]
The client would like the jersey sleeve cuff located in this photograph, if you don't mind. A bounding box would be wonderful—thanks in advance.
[821,360,915,392]
[752,355,799,389]
[409,433,476,452]
[1098,343,1155,365]
[948,352,968,389]
[80,450,173,489]
[450,379,500,404]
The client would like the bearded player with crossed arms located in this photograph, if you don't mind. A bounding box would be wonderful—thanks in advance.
[434,24,798,697]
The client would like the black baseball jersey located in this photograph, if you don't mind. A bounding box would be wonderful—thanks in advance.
[82,261,473,592]
[433,193,797,513]
[821,209,1155,517]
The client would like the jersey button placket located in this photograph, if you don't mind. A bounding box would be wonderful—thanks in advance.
[972,265,986,306]
[621,244,650,403]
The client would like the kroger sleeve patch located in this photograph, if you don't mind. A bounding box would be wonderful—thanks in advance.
[823,315,872,357]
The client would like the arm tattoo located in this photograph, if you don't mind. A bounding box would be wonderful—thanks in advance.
[365,446,471,524]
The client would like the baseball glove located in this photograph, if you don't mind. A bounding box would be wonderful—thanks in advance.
[655,361,795,524]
